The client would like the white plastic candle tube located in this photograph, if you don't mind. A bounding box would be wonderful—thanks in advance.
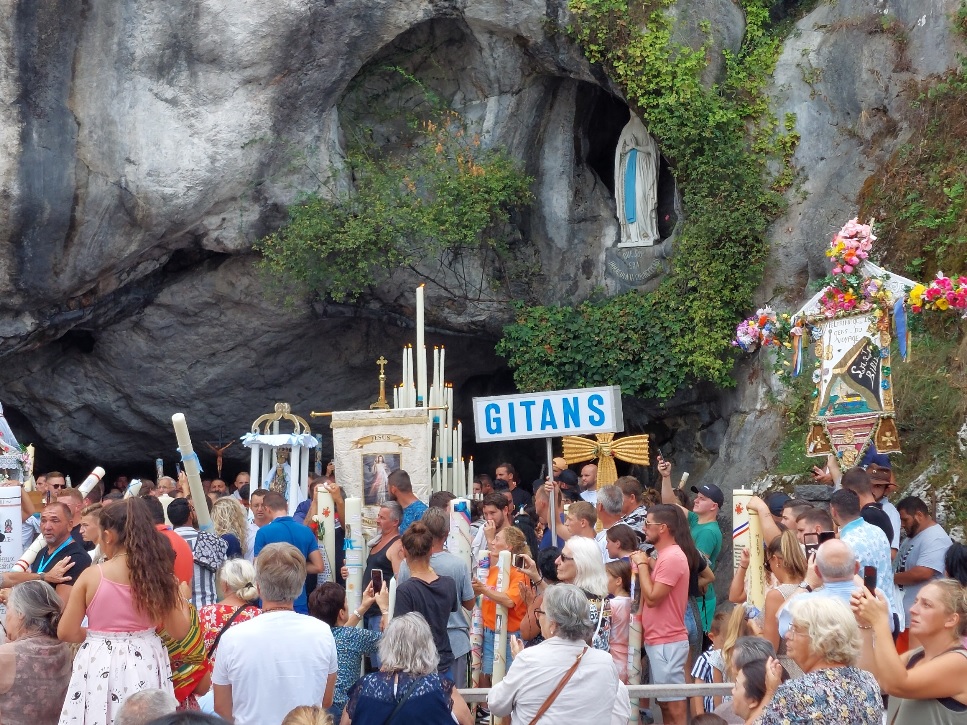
[77,467,106,497]
[171,413,214,531]
[11,535,45,572]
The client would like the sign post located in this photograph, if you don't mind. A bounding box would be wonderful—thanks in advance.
[473,386,624,548]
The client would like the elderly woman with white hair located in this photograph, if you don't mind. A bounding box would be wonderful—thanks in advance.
[0,580,72,723]
[522,535,612,651]
[341,612,472,725]
[198,558,261,663]
[744,596,883,724]
[488,583,628,723]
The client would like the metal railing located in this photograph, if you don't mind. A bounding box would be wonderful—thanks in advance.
[458,682,735,703]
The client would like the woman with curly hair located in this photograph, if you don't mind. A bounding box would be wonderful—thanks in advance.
[211,497,249,559]
[58,496,190,724]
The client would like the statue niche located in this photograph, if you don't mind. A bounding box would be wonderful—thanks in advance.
[614,115,660,247]
[604,112,677,293]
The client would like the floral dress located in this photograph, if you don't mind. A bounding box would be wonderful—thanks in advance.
[198,602,261,662]
[756,666,883,724]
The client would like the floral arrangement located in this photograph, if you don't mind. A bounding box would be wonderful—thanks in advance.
[733,307,791,353]
[826,218,875,275]
[908,273,967,315]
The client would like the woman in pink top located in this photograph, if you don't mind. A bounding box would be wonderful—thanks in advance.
[58,497,190,725]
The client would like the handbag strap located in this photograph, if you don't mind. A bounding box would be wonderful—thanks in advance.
[206,604,252,659]
[384,674,422,725]
[527,646,587,725]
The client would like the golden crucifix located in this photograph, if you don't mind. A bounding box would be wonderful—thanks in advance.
[562,432,651,486]
[371,356,390,410]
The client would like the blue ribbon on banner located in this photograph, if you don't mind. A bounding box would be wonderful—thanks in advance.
[894,297,908,361]
[177,448,204,473]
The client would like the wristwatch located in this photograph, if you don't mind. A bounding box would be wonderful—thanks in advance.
[798,582,813,592]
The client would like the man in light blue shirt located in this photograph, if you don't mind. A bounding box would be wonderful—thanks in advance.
[831,489,897,622]
[778,538,894,636]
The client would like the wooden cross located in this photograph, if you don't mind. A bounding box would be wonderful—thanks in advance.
[562,432,651,486]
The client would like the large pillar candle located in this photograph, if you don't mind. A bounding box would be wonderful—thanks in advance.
[171,414,213,531]
[470,550,490,694]
[77,467,106,497]
[747,507,767,609]
[344,497,366,614]
[732,489,753,573]
[124,480,143,498]
[491,550,512,688]
[315,487,337,582]
[155,458,164,484]
[416,285,427,405]
[289,445,302,517]
[447,499,472,573]
[387,576,398,624]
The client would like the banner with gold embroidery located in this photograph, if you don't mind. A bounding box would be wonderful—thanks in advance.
[805,312,900,466]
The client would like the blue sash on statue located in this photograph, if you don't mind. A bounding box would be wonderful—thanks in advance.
[624,148,638,224]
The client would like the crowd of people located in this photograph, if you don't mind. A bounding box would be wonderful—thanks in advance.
[1,448,966,725]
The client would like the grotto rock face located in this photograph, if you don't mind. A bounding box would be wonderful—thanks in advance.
[0,0,705,465]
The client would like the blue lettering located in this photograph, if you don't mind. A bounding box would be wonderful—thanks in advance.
[519,400,536,430]
[587,394,606,426]
[485,404,501,435]
[540,399,558,430]
[562,396,580,428]
[508,402,517,433]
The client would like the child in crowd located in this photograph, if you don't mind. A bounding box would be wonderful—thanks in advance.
[606,558,633,683]
[690,607,732,714]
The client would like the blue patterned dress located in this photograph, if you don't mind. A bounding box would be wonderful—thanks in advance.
[757,666,883,724]
[345,671,455,724]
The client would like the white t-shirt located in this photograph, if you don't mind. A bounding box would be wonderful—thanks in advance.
[213,610,338,725]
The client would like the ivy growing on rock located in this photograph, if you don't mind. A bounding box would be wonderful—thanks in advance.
[496,0,800,399]
[256,78,534,303]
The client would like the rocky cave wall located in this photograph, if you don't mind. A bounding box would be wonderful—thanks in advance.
[0,0,964,488]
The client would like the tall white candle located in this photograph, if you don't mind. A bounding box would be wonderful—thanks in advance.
[456,421,463,496]
[492,550,512,685]
[439,346,446,403]
[447,498,472,572]
[172,414,213,531]
[387,576,398,624]
[446,385,454,431]
[401,346,408,400]
[316,487,337,583]
[345,497,366,614]
[248,444,259,491]
[416,285,426,405]
[432,347,440,412]
[468,457,474,494]
[470,550,491,691]
[77,467,106,497]
[289,445,302,517]
[405,346,415,407]
[393,386,399,409]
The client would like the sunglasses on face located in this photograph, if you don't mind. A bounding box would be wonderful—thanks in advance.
[50,484,66,490]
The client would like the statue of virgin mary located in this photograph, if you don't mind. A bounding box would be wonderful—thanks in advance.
[614,115,660,247]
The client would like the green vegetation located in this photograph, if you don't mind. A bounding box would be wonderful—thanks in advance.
[497,0,799,399]
[256,75,533,303]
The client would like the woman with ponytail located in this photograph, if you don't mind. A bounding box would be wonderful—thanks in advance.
[199,558,261,662]
[58,496,190,724]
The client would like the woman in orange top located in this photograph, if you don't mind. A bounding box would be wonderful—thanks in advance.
[473,526,530,687]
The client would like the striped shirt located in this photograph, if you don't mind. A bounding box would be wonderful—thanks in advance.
[175,527,218,608]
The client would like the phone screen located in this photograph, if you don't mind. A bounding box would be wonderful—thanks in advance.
[818,531,837,544]
[803,533,819,558]
[513,554,526,569]
[372,569,383,594]
[863,566,877,594]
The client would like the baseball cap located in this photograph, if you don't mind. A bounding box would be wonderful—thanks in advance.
[555,469,582,502]
[764,492,792,516]
[691,483,724,507]
[552,457,568,471]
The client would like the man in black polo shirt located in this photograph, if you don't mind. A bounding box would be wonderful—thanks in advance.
[3,503,91,601]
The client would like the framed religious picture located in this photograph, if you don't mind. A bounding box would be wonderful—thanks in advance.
[362,452,401,506]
